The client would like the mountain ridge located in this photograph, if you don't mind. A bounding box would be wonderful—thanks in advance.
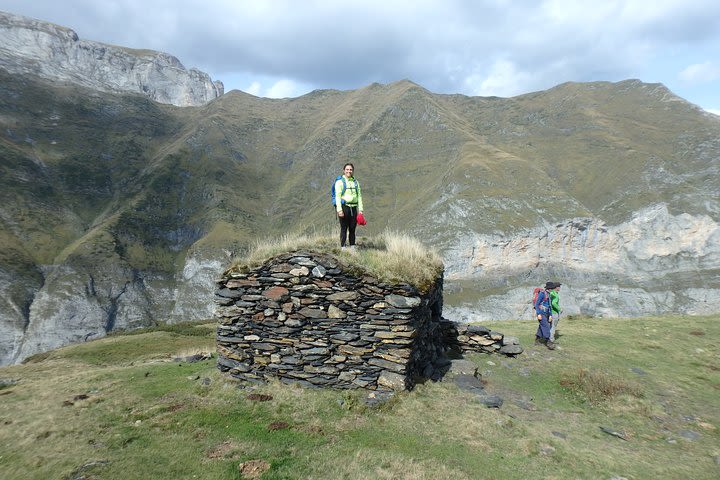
[0,10,223,107]
[1,37,719,364]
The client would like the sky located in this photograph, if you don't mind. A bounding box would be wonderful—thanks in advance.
[1,0,719,114]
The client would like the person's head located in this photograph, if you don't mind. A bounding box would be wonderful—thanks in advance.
[544,281,561,290]
[342,163,354,178]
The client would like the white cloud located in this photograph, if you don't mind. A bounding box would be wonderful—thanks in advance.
[679,61,720,84]
[241,79,308,98]
[245,81,262,96]
[265,79,303,99]
[463,60,532,98]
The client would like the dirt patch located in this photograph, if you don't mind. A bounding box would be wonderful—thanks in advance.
[238,459,271,479]
[689,330,705,336]
[268,421,289,431]
[246,393,273,402]
[206,440,238,459]
[302,425,325,435]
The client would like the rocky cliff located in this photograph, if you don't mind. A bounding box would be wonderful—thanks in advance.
[0,11,223,106]
[443,204,720,321]
[9,251,224,364]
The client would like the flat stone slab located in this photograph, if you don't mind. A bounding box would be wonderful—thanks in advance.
[454,374,484,393]
[448,360,478,376]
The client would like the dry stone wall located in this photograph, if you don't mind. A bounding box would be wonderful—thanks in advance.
[215,251,522,391]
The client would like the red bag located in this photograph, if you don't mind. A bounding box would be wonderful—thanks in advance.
[357,212,367,226]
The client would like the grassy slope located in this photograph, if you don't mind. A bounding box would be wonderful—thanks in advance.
[3,75,719,276]
[0,315,717,479]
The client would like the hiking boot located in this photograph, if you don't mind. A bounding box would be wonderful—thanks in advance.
[546,341,556,350]
[534,337,546,346]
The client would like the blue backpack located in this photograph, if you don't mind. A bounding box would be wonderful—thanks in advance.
[330,175,347,206]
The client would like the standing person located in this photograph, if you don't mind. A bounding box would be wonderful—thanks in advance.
[335,163,364,249]
[549,282,562,343]
[534,281,556,350]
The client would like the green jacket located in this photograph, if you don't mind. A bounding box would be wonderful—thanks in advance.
[335,176,363,212]
[549,290,561,315]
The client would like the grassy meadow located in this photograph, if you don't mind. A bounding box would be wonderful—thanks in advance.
[0,314,718,480]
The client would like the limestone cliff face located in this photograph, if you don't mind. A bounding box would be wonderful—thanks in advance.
[0,11,223,106]
[443,204,720,320]
[4,253,225,365]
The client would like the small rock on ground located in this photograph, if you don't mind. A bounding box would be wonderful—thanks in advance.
[678,430,700,441]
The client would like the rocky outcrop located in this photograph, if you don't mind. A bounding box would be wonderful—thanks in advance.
[443,204,720,320]
[215,251,521,391]
[3,252,225,365]
[0,11,223,106]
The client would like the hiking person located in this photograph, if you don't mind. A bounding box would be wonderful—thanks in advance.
[534,281,557,350]
[334,163,364,249]
[549,282,562,342]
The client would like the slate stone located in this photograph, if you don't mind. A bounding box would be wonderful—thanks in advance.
[454,374,484,393]
[467,325,490,334]
[311,266,327,278]
[499,344,524,355]
[331,332,359,342]
[365,390,395,407]
[385,294,421,308]
[377,371,406,390]
[234,301,256,307]
[289,266,310,276]
[448,360,477,376]
[477,394,503,408]
[298,307,328,319]
[216,288,243,299]
[226,279,260,288]
[262,286,289,301]
[217,357,251,372]
[678,430,700,441]
[327,291,359,301]
[280,356,301,365]
[301,347,330,355]
[327,305,347,319]
[242,295,265,301]
[289,256,313,264]
[368,358,406,373]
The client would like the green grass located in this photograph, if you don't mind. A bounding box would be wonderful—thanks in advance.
[1,315,718,479]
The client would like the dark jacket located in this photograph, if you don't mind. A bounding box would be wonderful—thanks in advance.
[534,289,552,316]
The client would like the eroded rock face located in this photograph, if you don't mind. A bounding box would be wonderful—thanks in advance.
[443,204,720,320]
[1,253,225,365]
[0,11,223,106]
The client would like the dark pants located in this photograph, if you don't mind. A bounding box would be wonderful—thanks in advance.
[536,314,552,340]
[338,204,358,247]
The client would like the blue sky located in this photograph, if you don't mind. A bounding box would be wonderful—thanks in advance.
[1,0,719,114]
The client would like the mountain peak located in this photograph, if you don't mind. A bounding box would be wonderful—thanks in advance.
[0,10,223,106]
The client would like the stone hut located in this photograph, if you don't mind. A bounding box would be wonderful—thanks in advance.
[215,250,522,391]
